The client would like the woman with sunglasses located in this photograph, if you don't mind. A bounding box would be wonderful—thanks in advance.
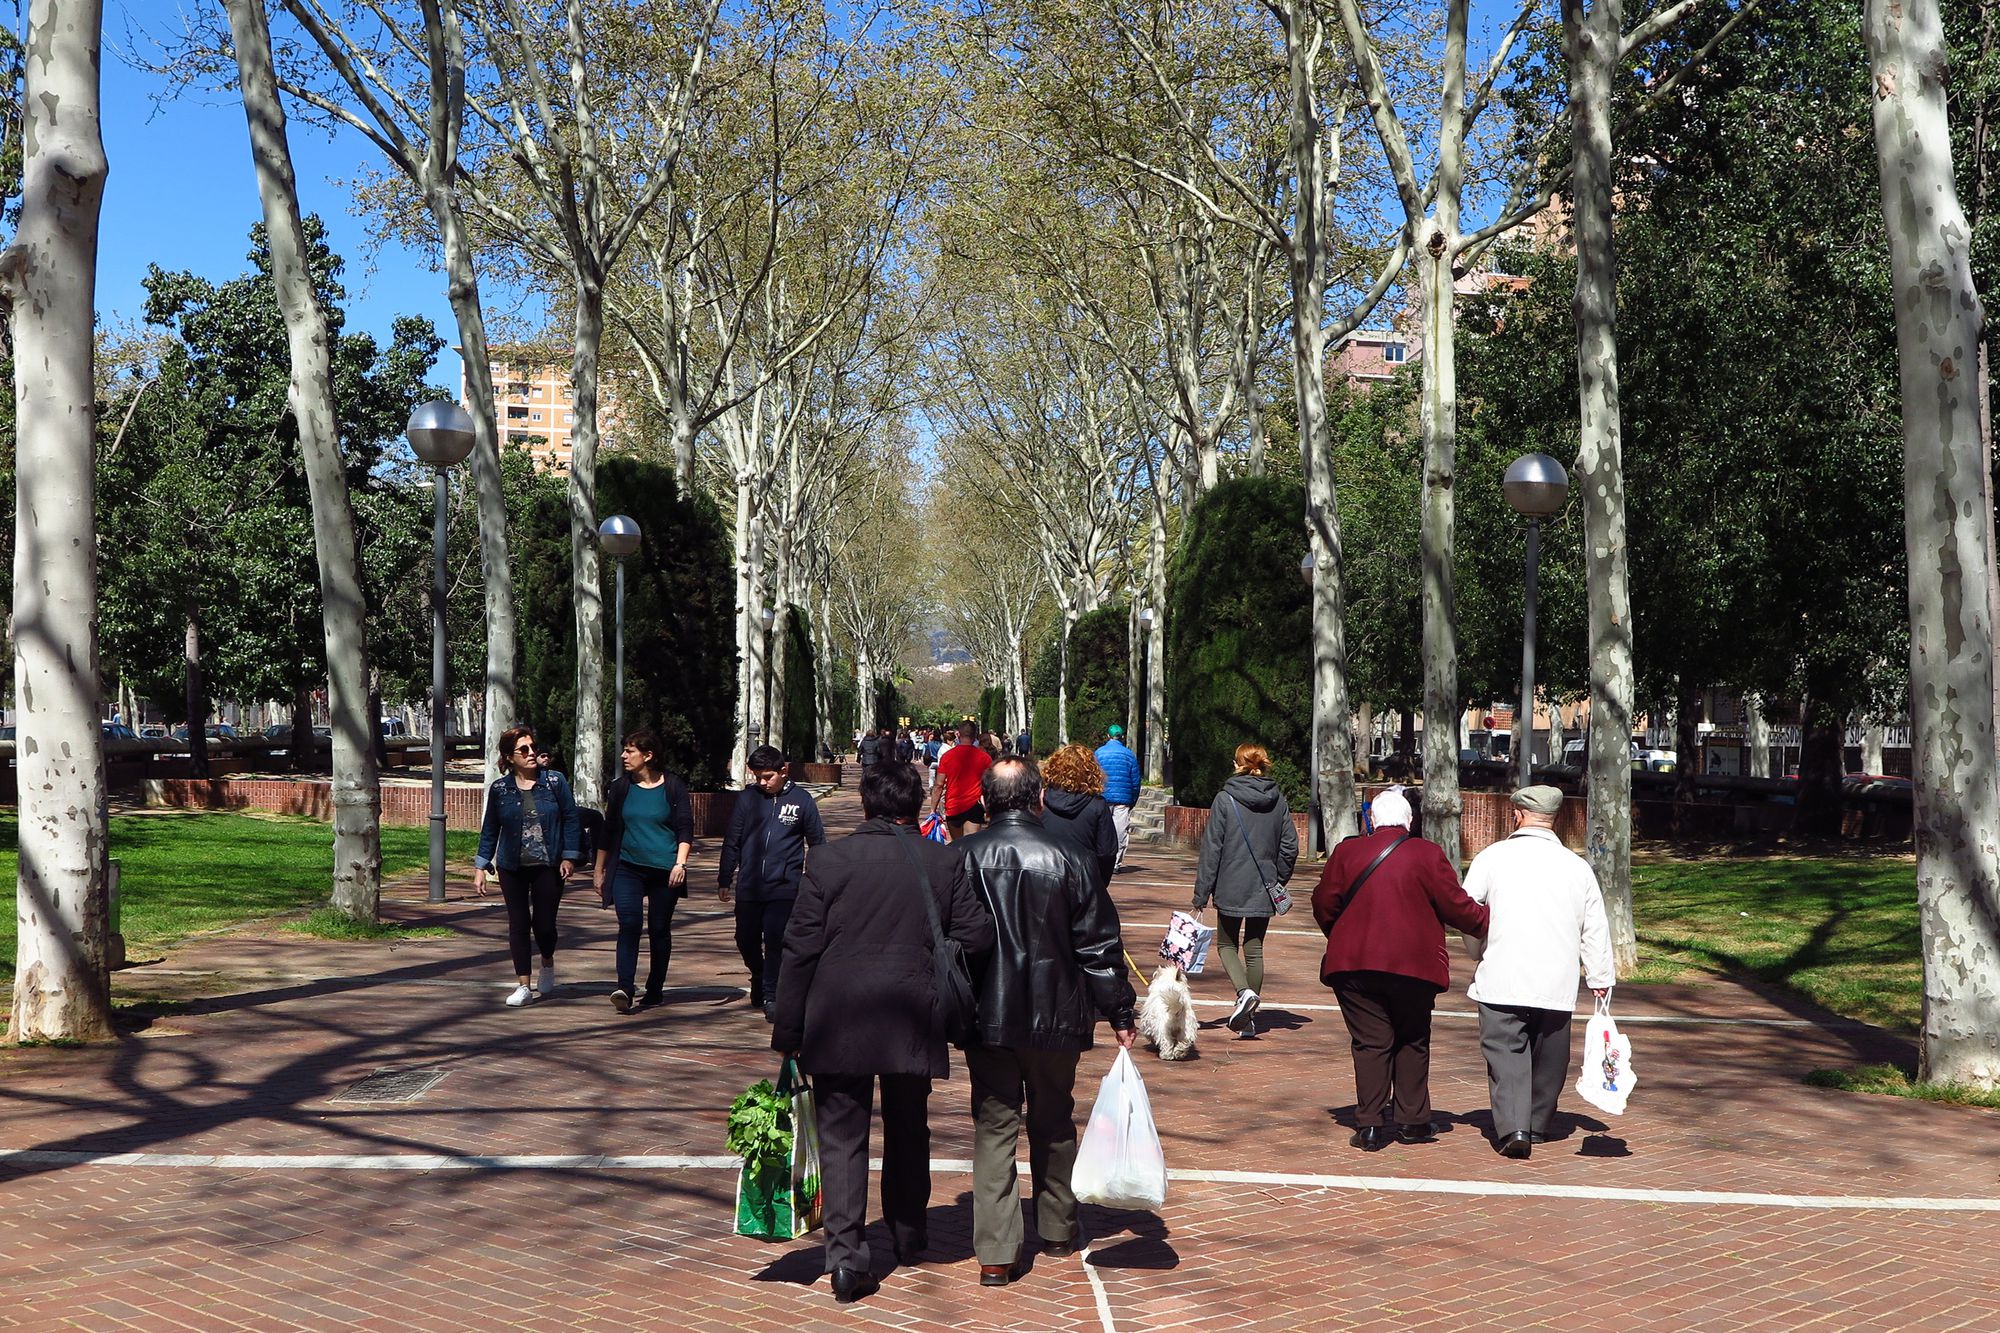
[474,725,581,1006]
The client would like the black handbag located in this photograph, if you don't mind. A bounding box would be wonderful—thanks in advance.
[891,824,978,1046]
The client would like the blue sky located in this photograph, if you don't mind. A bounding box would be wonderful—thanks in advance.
[99,8,464,374]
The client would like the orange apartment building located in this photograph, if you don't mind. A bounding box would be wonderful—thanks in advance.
[464,347,631,473]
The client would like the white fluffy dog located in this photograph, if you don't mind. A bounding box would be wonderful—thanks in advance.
[1138,963,1199,1060]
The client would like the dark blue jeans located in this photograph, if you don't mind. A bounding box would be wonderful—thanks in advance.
[612,863,679,996]
[734,897,792,1005]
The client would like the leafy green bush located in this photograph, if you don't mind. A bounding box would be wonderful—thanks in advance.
[516,455,737,791]
[1064,604,1128,746]
[977,684,1008,736]
[1166,475,1311,808]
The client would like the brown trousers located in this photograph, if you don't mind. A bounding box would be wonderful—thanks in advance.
[1331,971,1439,1128]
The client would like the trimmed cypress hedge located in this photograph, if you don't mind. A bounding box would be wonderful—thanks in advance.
[781,604,817,762]
[1064,604,1129,746]
[1031,696,1060,755]
[1166,475,1311,808]
[516,455,737,792]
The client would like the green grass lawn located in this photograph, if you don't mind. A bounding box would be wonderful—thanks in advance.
[1631,852,1921,1031]
[0,812,478,981]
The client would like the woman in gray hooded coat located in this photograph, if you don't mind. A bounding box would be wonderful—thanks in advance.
[1193,742,1300,1034]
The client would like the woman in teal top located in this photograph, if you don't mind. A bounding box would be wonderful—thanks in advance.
[594,727,694,1012]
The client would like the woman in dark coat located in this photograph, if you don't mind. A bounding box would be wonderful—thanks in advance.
[772,760,994,1304]
[1038,743,1119,891]
[1313,786,1489,1152]
[1193,743,1300,1034]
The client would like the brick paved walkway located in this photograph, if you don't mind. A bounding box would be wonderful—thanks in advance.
[3,789,1997,1330]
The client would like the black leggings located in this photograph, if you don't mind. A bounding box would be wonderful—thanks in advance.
[498,864,564,976]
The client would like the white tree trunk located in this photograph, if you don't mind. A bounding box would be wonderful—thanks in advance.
[567,286,609,807]
[1867,0,2000,1087]
[433,192,516,784]
[1285,0,1359,842]
[1747,694,1771,777]
[1861,719,1887,775]
[1417,234,1463,864]
[1565,0,1637,974]
[6,0,113,1042]
[227,0,383,919]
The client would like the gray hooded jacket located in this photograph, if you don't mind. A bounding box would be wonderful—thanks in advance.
[1193,774,1300,918]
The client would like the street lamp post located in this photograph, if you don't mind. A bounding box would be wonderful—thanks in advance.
[1502,453,1571,791]
[406,400,477,903]
[760,605,778,750]
[597,516,642,756]
[1299,550,1322,856]
[1136,606,1155,780]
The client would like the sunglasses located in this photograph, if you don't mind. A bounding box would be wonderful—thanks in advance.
[513,742,536,753]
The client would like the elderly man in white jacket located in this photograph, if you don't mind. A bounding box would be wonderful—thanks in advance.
[1462,785,1617,1160]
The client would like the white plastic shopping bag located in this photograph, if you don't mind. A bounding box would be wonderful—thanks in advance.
[1072,1049,1168,1210]
[1574,993,1637,1116]
[1158,910,1216,976]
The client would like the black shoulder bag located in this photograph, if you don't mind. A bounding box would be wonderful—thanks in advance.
[1343,833,1411,907]
[890,824,978,1046]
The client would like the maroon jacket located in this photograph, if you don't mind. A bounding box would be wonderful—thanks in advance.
[1313,827,1489,992]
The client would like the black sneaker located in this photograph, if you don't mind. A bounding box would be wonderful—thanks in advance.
[762,1001,777,1023]
[639,991,664,1008]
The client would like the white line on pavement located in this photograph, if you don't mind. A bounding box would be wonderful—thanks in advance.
[1184,998,1841,1028]
[1080,1245,1119,1333]
[5,1150,1997,1212]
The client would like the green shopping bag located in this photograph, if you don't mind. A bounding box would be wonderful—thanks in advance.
[729,1057,823,1241]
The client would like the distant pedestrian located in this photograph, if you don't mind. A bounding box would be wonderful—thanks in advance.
[720,745,827,1019]
[1314,787,1488,1151]
[858,729,882,769]
[1461,784,1615,1160]
[1193,743,1300,1035]
[1015,726,1032,760]
[474,725,581,1007]
[958,757,1135,1286]
[1094,724,1142,872]
[897,728,917,763]
[771,760,995,1303]
[928,720,993,841]
[595,728,694,1013]
[1038,743,1117,892]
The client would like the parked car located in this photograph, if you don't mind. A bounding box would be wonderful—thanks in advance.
[170,724,239,742]
[102,722,137,741]
[1561,739,1677,771]
[138,724,169,739]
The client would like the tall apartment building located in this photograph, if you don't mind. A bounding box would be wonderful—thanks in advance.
[465,347,629,473]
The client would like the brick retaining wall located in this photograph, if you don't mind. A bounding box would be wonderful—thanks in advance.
[146,778,744,839]
[1162,786,1585,863]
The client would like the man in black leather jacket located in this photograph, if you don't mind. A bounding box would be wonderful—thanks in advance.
[956,757,1136,1287]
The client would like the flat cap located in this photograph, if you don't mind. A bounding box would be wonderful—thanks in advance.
[1510,784,1565,815]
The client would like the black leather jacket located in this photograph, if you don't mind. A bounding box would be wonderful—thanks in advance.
[958,810,1136,1051]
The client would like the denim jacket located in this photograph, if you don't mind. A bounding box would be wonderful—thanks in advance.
[475,770,583,871]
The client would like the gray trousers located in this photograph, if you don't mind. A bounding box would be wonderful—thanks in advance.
[1477,1002,1573,1138]
[964,1045,1081,1265]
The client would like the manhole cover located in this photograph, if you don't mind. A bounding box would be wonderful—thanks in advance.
[332,1068,448,1103]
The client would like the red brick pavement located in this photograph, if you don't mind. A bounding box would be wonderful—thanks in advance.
[2,788,1997,1330]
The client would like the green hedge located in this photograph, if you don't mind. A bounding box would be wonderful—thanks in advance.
[1065,604,1129,746]
[516,455,737,792]
[1031,696,1060,755]
[1166,475,1311,808]
[781,604,817,761]
[977,684,1009,736]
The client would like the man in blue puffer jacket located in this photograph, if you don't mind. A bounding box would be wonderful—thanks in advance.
[1094,724,1142,873]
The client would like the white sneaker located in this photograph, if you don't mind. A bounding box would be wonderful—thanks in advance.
[538,965,557,996]
[1226,989,1260,1032]
[505,983,535,1007]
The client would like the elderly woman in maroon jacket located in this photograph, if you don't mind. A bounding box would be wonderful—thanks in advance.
[1313,787,1489,1152]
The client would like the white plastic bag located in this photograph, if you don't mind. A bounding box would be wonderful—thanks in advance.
[1573,993,1636,1116]
[1072,1049,1168,1210]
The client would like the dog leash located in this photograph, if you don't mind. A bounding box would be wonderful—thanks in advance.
[1123,946,1153,989]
